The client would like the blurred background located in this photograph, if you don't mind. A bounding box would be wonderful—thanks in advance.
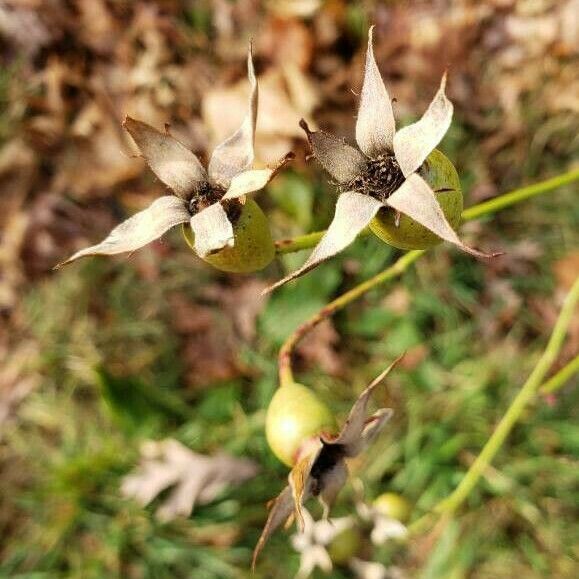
[0,0,577,577]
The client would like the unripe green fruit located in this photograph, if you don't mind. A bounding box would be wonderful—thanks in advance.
[182,199,274,273]
[265,383,336,466]
[328,526,361,564]
[370,149,463,250]
[373,492,412,523]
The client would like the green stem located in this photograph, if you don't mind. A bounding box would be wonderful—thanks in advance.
[461,169,579,222]
[540,354,579,395]
[278,251,423,386]
[274,169,579,255]
[277,168,579,385]
[409,277,579,535]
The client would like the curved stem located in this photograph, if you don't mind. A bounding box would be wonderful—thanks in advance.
[540,354,579,395]
[277,169,579,385]
[274,168,579,255]
[409,276,579,535]
[278,250,423,386]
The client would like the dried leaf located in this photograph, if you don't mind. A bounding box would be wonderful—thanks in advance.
[189,202,235,258]
[300,119,366,184]
[266,192,382,293]
[208,46,257,186]
[356,26,396,158]
[124,117,207,199]
[386,174,498,259]
[56,196,190,268]
[393,74,453,177]
[121,439,258,522]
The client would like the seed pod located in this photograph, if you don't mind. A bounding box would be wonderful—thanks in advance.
[369,149,463,250]
[372,492,412,523]
[327,526,362,564]
[265,383,337,466]
[183,199,275,273]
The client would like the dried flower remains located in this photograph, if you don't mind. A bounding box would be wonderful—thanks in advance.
[268,27,498,292]
[252,356,402,568]
[56,45,292,268]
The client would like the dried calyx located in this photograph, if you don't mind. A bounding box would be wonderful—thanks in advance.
[55,43,291,270]
[253,356,403,568]
[344,152,406,203]
[188,181,242,226]
[266,26,499,293]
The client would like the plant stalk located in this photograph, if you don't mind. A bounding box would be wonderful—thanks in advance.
[277,169,579,386]
[409,276,579,535]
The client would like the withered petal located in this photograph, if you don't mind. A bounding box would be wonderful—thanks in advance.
[208,44,258,186]
[324,356,401,454]
[265,191,382,293]
[393,74,453,177]
[55,196,190,268]
[252,486,295,571]
[356,26,396,158]
[123,117,207,199]
[300,119,366,183]
[386,174,499,259]
[189,202,235,258]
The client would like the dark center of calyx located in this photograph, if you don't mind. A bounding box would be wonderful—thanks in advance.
[188,181,242,223]
[343,152,405,203]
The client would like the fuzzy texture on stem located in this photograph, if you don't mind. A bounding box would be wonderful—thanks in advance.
[277,169,579,386]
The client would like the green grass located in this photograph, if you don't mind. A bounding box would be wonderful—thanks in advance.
[2,153,577,577]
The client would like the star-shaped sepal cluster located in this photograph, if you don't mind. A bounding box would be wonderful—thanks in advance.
[56,45,292,271]
[267,27,499,292]
[252,356,402,568]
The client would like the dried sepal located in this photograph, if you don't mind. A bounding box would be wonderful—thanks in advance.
[265,191,382,293]
[355,26,396,158]
[208,44,258,186]
[300,119,366,183]
[189,202,235,257]
[123,117,207,199]
[322,356,400,453]
[392,74,453,177]
[221,152,295,201]
[55,196,190,268]
[252,486,295,571]
[289,449,319,531]
[386,174,498,259]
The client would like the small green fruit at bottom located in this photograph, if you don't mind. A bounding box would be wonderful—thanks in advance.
[182,199,275,273]
[370,149,463,250]
[328,526,361,564]
[265,383,337,467]
[373,492,412,523]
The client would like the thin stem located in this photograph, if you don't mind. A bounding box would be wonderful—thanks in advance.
[274,168,579,255]
[278,250,423,386]
[277,168,579,385]
[409,277,579,535]
[461,168,579,222]
[540,354,579,395]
